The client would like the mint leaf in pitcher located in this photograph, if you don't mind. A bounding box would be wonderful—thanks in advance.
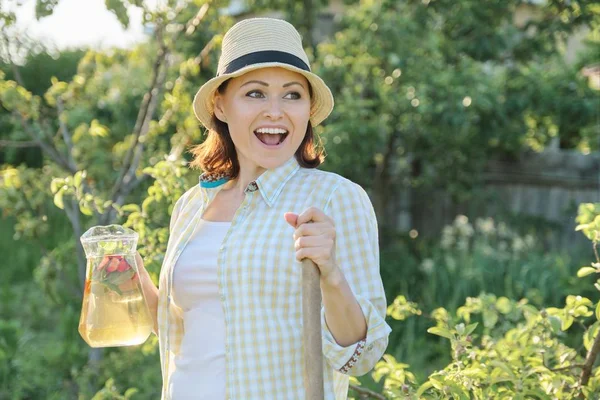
[93,255,137,295]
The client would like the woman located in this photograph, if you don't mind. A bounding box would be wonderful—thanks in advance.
[136,17,392,400]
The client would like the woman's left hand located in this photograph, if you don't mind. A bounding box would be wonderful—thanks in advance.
[284,207,340,285]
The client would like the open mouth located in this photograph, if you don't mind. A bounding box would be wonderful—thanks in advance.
[254,128,289,146]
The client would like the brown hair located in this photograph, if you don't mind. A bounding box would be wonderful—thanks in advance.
[188,80,324,178]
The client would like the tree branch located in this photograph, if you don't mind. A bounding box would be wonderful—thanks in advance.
[180,3,210,39]
[576,240,600,398]
[579,322,600,396]
[63,196,86,290]
[0,140,39,148]
[549,363,585,373]
[56,96,77,171]
[106,3,214,216]
[2,39,76,174]
[349,384,386,400]
[121,59,168,186]
[108,22,168,205]
[100,173,150,225]
[121,172,150,198]
[16,112,75,172]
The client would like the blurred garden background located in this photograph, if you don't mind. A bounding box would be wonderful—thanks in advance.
[1,0,599,398]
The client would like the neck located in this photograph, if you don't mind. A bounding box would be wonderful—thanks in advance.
[224,165,266,196]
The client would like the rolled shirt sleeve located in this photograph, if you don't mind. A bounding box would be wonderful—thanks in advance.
[321,179,392,376]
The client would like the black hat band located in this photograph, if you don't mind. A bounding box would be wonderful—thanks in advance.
[219,50,310,76]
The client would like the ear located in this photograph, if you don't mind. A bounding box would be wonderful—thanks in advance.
[213,93,228,123]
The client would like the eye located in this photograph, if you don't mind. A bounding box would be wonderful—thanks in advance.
[246,90,265,98]
[284,91,302,100]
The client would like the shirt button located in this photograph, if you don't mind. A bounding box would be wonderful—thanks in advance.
[367,344,374,351]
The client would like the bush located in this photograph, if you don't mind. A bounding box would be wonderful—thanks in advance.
[380,214,587,378]
[355,203,600,399]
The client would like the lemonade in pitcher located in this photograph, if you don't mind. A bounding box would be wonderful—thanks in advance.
[78,225,153,347]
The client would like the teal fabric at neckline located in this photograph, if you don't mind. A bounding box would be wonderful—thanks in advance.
[199,178,229,188]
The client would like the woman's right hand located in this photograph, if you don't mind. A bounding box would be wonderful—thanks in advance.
[135,252,160,335]
[135,252,152,283]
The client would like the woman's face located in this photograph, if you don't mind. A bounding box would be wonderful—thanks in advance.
[213,67,311,174]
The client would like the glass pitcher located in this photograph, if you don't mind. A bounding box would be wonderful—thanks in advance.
[78,225,153,347]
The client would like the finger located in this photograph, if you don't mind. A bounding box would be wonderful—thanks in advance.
[295,246,331,263]
[284,212,298,228]
[295,235,334,250]
[135,252,148,276]
[293,222,335,240]
[296,207,330,225]
[135,252,144,267]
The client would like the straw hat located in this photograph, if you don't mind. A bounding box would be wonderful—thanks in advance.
[192,18,334,131]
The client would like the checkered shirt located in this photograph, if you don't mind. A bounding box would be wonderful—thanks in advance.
[157,157,392,399]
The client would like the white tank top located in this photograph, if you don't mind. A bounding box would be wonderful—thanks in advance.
[168,218,231,400]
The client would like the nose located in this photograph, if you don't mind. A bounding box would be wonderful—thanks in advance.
[264,97,283,120]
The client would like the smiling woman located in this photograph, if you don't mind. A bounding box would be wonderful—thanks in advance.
[131,17,391,400]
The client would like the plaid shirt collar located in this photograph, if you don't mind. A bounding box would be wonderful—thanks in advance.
[198,157,301,207]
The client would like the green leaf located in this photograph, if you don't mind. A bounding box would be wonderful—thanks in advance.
[415,381,434,397]
[120,204,141,213]
[489,360,516,379]
[79,200,94,216]
[575,223,589,232]
[561,315,574,331]
[482,309,499,328]
[577,267,597,278]
[427,327,453,340]
[89,119,109,137]
[522,389,551,399]
[548,316,561,334]
[35,0,60,19]
[584,322,600,351]
[50,178,59,193]
[74,170,86,189]
[443,381,470,400]
[597,302,600,321]
[104,268,135,287]
[105,0,129,28]
[102,281,123,296]
[53,189,64,209]
[496,297,512,314]
[465,323,478,336]
[124,387,139,398]
[490,376,515,385]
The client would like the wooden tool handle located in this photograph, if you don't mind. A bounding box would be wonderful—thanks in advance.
[302,258,324,400]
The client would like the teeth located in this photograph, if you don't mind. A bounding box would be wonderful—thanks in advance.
[255,128,288,135]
